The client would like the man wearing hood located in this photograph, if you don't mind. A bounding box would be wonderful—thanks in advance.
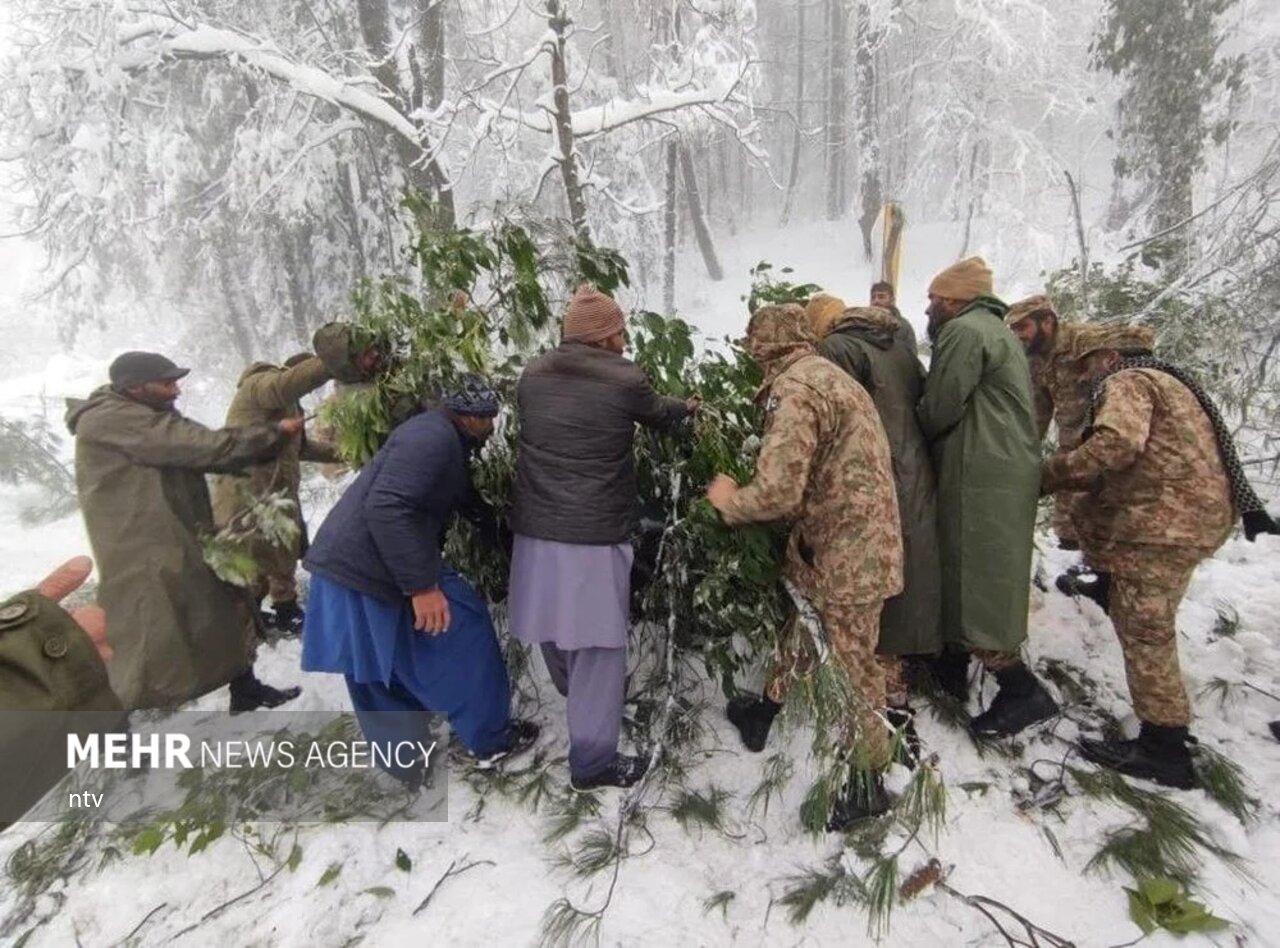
[1042,326,1277,787]
[66,351,303,713]
[806,296,941,760]
[917,258,1058,737]
[708,303,903,829]
[210,324,382,636]
[303,376,538,781]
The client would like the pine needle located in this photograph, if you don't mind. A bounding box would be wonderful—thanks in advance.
[667,785,732,836]
[1193,745,1259,824]
[702,890,735,919]
[864,855,899,939]
[747,752,793,821]
[538,897,602,947]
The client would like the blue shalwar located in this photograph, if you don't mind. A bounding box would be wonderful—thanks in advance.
[300,408,513,779]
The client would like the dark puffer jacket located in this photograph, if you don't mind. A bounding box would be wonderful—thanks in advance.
[511,342,690,545]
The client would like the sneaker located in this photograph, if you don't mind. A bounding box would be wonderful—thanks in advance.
[826,770,891,832]
[969,665,1058,738]
[726,693,781,753]
[1078,723,1196,790]
[469,718,540,771]
[268,600,306,637]
[570,754,649,792]
[229,669,302,715]
[886,706,921,768]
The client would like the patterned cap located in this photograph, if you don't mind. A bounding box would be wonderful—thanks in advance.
[442,374,500,417]
[1004,294,1056,327]
[1066,324,1156,361]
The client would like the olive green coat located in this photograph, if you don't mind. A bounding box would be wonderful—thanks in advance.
[917,298,1040,653]
[66,387,285,709]
[819,309,941,655]
[0,590,125,821]
[210,357,338,576]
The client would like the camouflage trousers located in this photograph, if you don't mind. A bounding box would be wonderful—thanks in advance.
[1094,545,1204,728]
[765,598,891,770]
[251,571,298,605]
[1052,492,1082,545]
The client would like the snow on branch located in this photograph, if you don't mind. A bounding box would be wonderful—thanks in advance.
[97,19,426,152]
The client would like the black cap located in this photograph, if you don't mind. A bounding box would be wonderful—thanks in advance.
[109,351,190,390]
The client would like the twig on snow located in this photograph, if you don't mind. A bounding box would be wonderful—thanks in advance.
[413,856,497,916]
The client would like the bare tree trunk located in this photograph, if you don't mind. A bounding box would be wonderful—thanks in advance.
[1064,170,1090,316]
[663,141,678,314]
[547,0,591,242]
[853,2,882,260]
[679,144,723,281]
[825,0,850,220]
[217,255,256,363]
[780,0,807,226]
[356,0,455,230]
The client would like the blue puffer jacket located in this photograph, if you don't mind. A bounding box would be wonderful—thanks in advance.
[305,409,472,602]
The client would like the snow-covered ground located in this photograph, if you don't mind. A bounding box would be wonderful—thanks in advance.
[1,217,1278,946]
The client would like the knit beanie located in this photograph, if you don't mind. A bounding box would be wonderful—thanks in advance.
[442,374,500,417]
[928,256,994,301]
[563,284,625,344]
[1004,294,1056,328]
[804,294,848,338]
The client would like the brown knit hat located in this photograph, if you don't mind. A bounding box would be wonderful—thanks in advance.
[563,284,625,344]
[804,294,848,338]
[1066,324,1156,361]
[928,256,994,301]
[1004,294,1056,328]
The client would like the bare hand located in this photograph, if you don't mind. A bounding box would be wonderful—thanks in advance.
[411,588,450,635]
[278,416,305,436]
[35,556,111,661]
[706,474,739,512]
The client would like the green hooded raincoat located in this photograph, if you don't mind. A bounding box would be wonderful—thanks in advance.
[917,297,1040,653]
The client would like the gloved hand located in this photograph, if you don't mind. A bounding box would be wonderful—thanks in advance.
[1243,509,1280,541]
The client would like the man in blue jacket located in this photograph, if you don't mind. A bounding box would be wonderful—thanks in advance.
[302,377,536,781]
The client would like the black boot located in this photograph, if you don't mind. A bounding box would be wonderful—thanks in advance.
[1270,721,1280,742]
[969,664,1058,738]
[886,705,921,768]
[571,754,649,792]
[1078,722,1196,790]
[468,719,541,771]
[269,599,306,637]
[925,648,971,703]
[726,693,781,753]
[1056,568,1112,613]
[826,769,891,832]
[228,668,302,715]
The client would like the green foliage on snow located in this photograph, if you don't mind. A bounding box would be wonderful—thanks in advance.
[1125,875,1229,937]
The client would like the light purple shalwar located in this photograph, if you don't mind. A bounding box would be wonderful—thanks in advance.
[508,534,633,778]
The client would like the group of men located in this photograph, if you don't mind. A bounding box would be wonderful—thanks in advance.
[3,257,1276,830]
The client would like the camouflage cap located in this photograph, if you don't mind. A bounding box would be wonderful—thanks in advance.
[1066,324,1156,361]
[1004,294,1056,327]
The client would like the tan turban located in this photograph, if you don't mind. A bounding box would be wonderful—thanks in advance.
[563,284,625,344]
[804,294,848,338]
[928,256,994,301]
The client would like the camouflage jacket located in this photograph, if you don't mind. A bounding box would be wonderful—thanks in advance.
[1029,322,1089,446]
[1042,367,1234,554]
[211,357,339,571]
[721,352,904,608]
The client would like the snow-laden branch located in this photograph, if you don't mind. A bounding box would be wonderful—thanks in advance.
[85,19,426,152]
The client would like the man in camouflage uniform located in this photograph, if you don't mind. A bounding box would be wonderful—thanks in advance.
[1,556,124,823]
[1005,296,1117,609]
[1041,326,1252,787]
[212,352,342,635]
[707,303,903,829]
